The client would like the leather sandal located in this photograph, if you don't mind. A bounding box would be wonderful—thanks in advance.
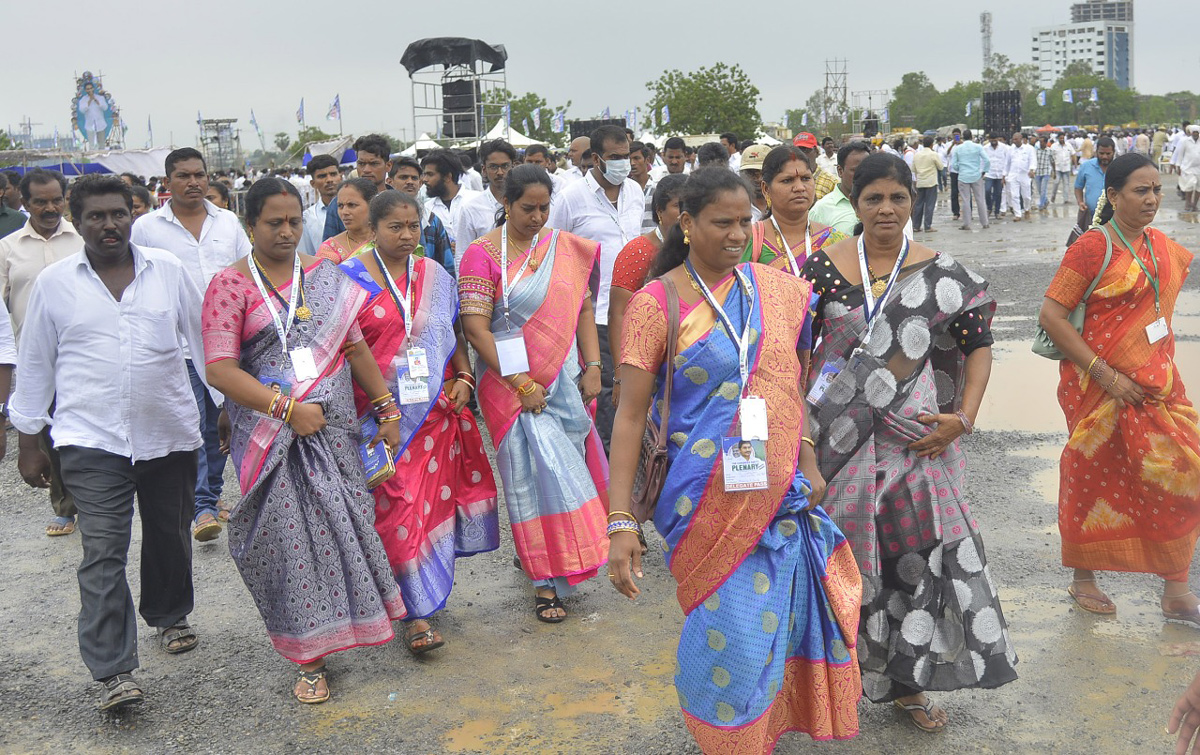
[99,673,144,712]
[295,667,330,704]
[1164,593,1200,628]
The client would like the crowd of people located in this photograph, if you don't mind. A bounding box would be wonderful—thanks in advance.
[1,116,1199,753]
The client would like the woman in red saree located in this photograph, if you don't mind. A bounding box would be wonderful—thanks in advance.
[317,178,376,264]
[1040,153,1200,623]
[459,165,609,623]
[341,191,499,653]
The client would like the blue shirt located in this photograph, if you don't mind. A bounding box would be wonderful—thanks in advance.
[949,141,989,184]
[1074,158,1107,213]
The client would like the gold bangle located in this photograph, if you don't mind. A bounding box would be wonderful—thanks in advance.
[283,398,296,424]
[607,510,638,522]
[1106,368,1121,391]
[1086,355,1101,374]
[801,436,816,448]
[369,392,392,404]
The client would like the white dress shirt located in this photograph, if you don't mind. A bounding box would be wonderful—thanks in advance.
[558,165,585,185]
[10,245,203,461]
[1007,143,1036,179]
[1050,143,1075,172]
[547,170,644,324]
[816,152,838,175]
[0,219,83,342]
[298,196,330,255]
[0,297,16,366]
[452,190,503,268]
[426,188,480,246]
[461,168,485,192]
[728,152,742,172]
[984,143,1011,179]
[130,198,251,294]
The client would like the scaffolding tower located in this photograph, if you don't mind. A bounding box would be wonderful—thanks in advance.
[402,37,509,146]
[199,119,241,171]
[822,59,848,130]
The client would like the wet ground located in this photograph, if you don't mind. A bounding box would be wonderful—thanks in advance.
[4,182,1200,753]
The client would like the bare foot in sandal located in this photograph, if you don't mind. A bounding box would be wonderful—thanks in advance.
[1068,570,1116,615]
[294,662,329,704]
[894,693,948,732]
[403,619,445,655]
[534,588,566,623]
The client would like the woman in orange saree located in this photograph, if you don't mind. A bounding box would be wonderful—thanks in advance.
[1040,153,1200,624]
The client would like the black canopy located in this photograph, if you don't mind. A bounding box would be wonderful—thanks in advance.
[400,38,508,76]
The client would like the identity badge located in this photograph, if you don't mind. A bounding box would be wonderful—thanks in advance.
[807,358,846,406]
[398,378,427,405]
[494,330,530,376]
[739,396,769,440]
[722,437,769,492]
[1146,317,1169,345]
[407,347,430,378]
[290,347,319,382]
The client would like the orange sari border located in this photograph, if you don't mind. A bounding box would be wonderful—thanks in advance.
[682,657,861,753]
[669,267,813,614]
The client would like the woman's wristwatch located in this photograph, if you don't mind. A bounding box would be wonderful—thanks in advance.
[584,360,602,370]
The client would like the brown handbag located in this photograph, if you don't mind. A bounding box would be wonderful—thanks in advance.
[630,277,680,523]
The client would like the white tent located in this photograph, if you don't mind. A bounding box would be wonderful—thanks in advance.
[88,147,174,178]
[463,119,540,149]
[755,133,783,146]
[399,133,442,157]
[637,132,664,148]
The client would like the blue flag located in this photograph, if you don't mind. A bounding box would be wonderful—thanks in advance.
[1063,89,1074,104]
[1090,87,1099,103]
[661,104,670,125]
[1037,90,1047,107]
[296,98,305,123]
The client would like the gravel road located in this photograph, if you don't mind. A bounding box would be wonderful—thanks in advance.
[3,182,1200,754]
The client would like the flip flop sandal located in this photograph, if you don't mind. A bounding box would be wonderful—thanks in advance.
[893,698,946,733]
[295,668,330,704]
[1163,596,1200,628]
[1068,583,1117,615]
[192,514,222,542]
[159,622,199,654]
[99,673,144,712]
[535,595,566,624]
[216,501,233,522]
[46,516,76,537]
[404,626,445,656]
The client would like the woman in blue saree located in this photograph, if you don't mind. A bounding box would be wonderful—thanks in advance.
[608,167,862,754]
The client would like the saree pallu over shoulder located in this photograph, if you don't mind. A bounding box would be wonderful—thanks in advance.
[1049,228,1200,580]
[745,223,846,270]
[809,253,995,483]
[648,265,815,614]
[474,230,599,444]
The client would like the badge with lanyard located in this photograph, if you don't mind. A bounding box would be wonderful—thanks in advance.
[684,260,768,440]
[374,249,429,404]
[1111,225,1168,344]
[806,236,909,405]
[248,254,319,382]
[768,216,812,277]
[495,225,538,377]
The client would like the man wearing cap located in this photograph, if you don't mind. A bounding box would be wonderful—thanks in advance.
[1177,126,1200,212]
[739,145,770,221]
[793,132,839,200]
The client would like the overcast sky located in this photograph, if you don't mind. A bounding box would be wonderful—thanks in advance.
[3,0,1184,151]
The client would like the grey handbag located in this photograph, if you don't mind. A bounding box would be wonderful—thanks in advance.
[1032,224,1113,360]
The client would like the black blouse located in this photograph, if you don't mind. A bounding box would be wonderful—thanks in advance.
[800,249,994,356]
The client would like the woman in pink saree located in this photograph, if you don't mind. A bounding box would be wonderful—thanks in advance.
[202,178,405,704]
[459,165,610,623]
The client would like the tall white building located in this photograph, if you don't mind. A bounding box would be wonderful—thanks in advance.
[1032,18,1133,90]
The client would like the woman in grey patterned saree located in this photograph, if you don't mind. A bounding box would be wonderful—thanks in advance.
[800,154,1017,733]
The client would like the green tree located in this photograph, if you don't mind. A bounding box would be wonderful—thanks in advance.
[0,130,11,151]
[644,62,761,137]
[273,132,290,153]
[482,89,572,148]
[890,72,940,127]
[296,126,335,145]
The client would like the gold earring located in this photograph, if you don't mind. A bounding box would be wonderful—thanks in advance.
[249,230,254,243]
[683,230,690,245]
[504,209,510,220]
[765,196,772,210]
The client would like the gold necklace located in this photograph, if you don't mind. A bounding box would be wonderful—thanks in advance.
[506,234,540,270]
[682,265,703,294]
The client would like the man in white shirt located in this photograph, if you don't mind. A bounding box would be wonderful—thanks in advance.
[559,136,591,184]
[658,137,688,180]
[12,174,204,712]
[1005,132,1036,221]
[547,125,643,451]
[452,139,516,267]
[297,154,340,255]
[523,143,565,190]
[131,148,251,542]
[0,169,81,536]
[1177,126,1200,212]
[983,134,1011,218]
[420,149,479,250]
[459,153,485,192]
[722,132,742,172]
[817,136,839,175]
[1049,133,1076,204]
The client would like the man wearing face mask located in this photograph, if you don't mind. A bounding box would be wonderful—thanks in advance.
[547,125,643,452]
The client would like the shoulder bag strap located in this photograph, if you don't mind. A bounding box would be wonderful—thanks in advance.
[1082,225,1115,302]
[656,278,681,452]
